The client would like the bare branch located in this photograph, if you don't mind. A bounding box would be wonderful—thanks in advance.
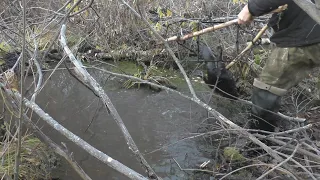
[219,163,296,180]
[172,158,222,174]
[14,0,27,178]
[241,99,306,122]
[256,134,320,162]
[256,144,300,180]
[69,0,94,17]
[10,92,148,180]
[268,124,312,136]
[21,109,93,180]
[60,24,159,179]
[30,34,43,102]
[277,150,317,180]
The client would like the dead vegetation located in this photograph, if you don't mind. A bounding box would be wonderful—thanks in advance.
[0,128,59,179]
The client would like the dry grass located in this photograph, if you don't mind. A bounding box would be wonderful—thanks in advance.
[0,132,59,180]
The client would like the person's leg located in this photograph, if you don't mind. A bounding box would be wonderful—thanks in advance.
[250,44,320,132]
[250,87,282,132]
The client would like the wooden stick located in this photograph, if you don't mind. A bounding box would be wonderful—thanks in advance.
[225,24,268,69]
[225,4,289,69]
[165,19,238,42]
[165,4,288,42]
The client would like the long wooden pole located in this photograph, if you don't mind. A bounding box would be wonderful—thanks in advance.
[165,19,238,42]
[165,4,288,42]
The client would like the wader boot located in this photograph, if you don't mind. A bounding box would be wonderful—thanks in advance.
[249,43,320,132]
[250,86,282,132]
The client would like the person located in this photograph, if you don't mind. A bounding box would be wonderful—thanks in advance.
[237,0,320,132]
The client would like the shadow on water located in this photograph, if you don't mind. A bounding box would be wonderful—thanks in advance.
[26,67,214,179]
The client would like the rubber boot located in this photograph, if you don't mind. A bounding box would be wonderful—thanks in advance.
[250,87,282,132]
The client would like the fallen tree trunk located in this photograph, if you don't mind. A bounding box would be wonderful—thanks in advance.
[90,48,165,62]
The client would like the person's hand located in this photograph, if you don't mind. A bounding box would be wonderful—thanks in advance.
[238,4,253,25]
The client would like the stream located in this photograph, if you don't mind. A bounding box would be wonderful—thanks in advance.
[26,65,221,180]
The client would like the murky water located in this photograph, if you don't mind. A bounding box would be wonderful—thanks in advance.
[26,66,217,179]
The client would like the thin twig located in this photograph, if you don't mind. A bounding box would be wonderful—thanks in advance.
[303,154,313,174]
[241,99,305,122]
[219,163,295,180]
[267,124,312,137]
[276,150,317,180]
[172,158,224,175]
[256,143,300,180]
[260,135,320,161]
[69,0,94,17]
[302,142,320,156]
[30,34,43,102]
[120,0,141,18]
[14,0,26,178]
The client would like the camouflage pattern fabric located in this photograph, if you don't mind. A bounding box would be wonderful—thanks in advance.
[256,43,320,94]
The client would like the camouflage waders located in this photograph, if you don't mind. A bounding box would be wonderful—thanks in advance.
[250,43,320,132]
